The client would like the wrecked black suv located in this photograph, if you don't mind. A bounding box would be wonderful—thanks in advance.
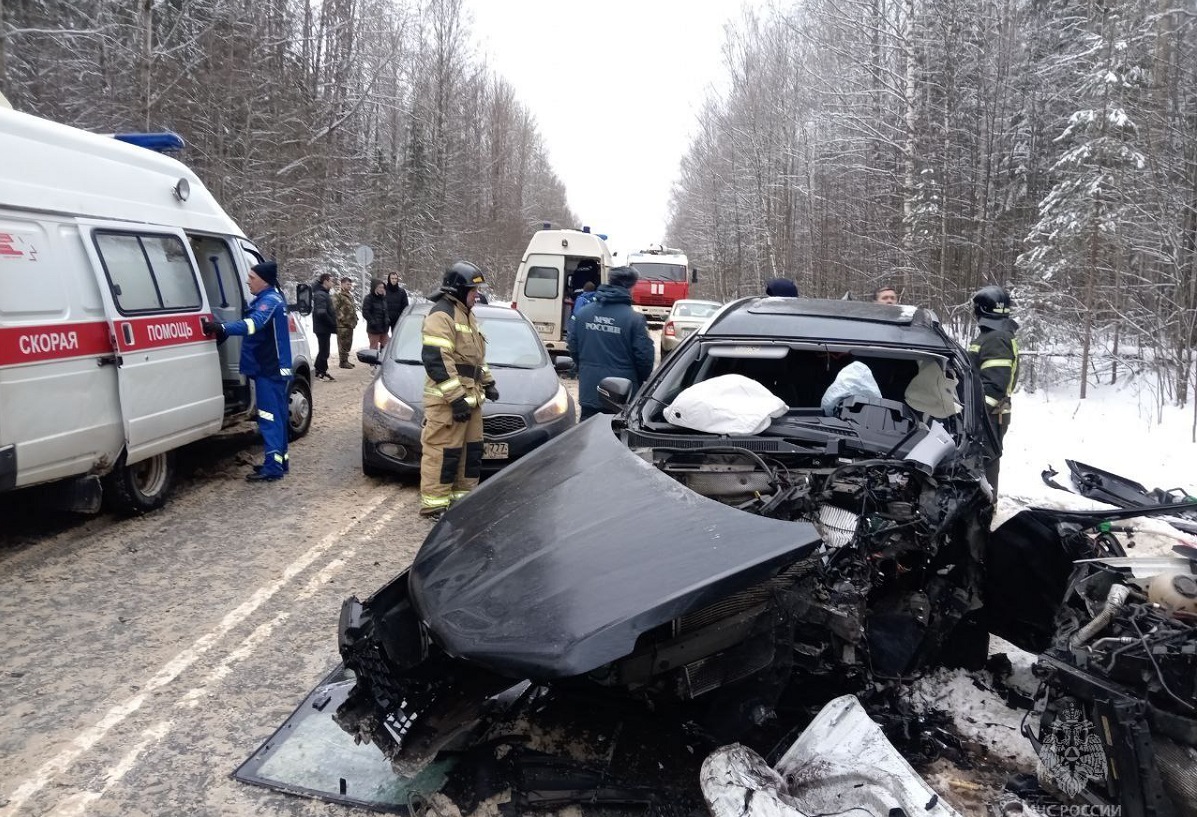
[336,297,1002,774]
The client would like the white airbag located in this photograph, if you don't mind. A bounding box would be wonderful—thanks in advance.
[664,374,787,435]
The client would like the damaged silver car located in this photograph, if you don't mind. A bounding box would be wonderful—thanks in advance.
[335,298,1006,776]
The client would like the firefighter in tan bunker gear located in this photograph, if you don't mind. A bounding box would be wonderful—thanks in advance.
[419,261,499,517]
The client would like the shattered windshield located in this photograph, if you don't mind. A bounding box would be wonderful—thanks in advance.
[641,340,962,433]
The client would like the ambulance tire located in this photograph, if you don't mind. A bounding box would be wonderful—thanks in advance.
[288,377,313,441]
[103,452,175,515]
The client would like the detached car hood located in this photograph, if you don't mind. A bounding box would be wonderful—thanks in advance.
[409,417,823,679]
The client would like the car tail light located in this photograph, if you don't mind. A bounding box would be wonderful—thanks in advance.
[663,321,676,336]
[512,300,517,310]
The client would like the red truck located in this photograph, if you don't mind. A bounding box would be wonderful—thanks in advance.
[624,245,695,325]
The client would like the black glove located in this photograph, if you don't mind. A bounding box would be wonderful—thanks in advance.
[201,318,227,342]
[484,383,500,402]
[450,397,472,423]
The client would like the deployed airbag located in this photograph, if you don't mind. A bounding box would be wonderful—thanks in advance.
[821,361,882,416]
[701,695,963,817]
[664,373,787,435]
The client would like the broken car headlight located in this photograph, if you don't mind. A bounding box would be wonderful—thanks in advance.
[372,379,415,421]
[533,384,570,423]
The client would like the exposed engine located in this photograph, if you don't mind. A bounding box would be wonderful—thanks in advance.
[610,445,991,722]
[1028,561,1197,817]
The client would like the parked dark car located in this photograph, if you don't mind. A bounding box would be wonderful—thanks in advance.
[358,302,576,477]
[336,297,1007,774]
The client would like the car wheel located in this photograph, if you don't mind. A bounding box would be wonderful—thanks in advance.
[288,376,313,440]
[103,451,175,515]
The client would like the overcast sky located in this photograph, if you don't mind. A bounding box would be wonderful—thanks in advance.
[467,1,754,258]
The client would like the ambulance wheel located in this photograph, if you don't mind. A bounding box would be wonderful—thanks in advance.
[288,377,313,440]
[103,452,175,515]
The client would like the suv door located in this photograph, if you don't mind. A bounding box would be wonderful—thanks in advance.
[80,222,223,462]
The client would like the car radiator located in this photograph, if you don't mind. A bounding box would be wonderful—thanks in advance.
[675,559,819,698]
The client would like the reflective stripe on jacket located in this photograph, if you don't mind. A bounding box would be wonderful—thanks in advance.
[968,323,1018,414]
[420,295,495,406]
[223,287,293,378]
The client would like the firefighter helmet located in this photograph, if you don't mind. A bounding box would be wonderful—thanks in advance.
[440,260,486,303]
[973,285,1013,322]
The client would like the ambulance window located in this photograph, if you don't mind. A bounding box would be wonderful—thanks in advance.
[189,236,239,314]
[524,266,559,299]
[143,236,201,309]
[242,245,264,270]
[94,232,201,314]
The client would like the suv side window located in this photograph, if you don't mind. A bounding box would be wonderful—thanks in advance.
[94,231,202,314]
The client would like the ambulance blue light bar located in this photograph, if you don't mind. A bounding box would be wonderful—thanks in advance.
[112,132,186,153]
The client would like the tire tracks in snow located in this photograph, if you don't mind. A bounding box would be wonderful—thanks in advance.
[0,488,401,817]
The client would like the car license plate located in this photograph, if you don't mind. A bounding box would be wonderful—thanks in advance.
[483,442,509,460]
[533,322,554,334]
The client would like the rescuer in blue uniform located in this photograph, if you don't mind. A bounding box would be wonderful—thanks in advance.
[568,266,654,420]
[205,261,293,482]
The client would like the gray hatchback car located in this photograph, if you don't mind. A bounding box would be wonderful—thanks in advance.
[359,302,576,477]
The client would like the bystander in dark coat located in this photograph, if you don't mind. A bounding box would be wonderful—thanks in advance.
[384,273,409,329]
[311,273,337,380]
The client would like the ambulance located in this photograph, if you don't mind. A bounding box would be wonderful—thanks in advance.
[0,107,313,513]
[510,226,614,356]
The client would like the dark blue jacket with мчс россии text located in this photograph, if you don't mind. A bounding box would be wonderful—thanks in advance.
[568,284,654,411]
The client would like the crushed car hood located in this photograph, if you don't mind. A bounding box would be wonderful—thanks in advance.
[409,417,824,679]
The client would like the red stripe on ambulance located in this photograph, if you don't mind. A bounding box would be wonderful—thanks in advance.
[113,314,212,352]
[0,321,112,366]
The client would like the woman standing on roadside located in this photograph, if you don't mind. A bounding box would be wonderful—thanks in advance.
[384,272,409,331]
[362,278,390,350]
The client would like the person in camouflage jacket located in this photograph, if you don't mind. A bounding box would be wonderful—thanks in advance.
[333,276,359,368]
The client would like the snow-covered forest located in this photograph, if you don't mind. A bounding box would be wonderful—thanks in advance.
[0,0,576,295]
[665,1,1197,409]
[2,0,1196,409]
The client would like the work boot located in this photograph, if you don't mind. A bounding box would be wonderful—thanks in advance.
[246,471,283,482]
[340,361,355,369]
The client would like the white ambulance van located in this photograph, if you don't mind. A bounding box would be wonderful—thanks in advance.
[510,227,614,356]
[0,107,313,513]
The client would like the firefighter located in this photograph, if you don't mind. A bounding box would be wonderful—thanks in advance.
[418,261,498,518]
[204,260,293,481]
[968,285,1019,493]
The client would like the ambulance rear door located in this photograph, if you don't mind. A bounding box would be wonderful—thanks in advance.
[517,253,567,348]
[79,221,224,463]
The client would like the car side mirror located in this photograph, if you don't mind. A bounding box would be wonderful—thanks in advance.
[554,356,574,372]
[356,348,380,365]
[289,283,313,316]
[690,267,699,284]
[597,376,633,412]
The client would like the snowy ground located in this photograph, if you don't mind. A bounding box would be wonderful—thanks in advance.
[1000,379,1197,549]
